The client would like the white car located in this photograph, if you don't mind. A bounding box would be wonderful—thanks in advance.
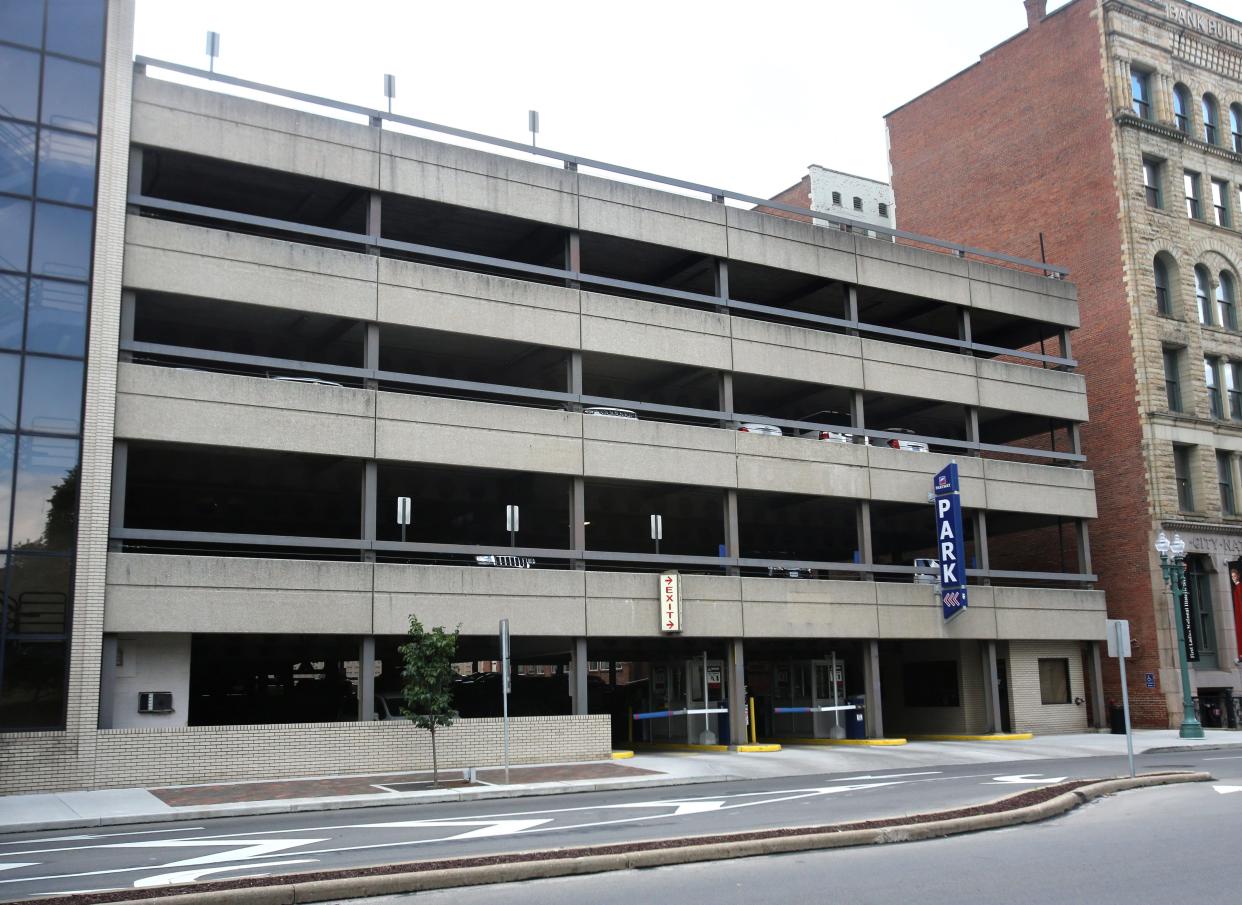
[799,410,855,443]
[738,423,782,436]
[475,554,535,568]
[584,406,638,420]
[913,558,939,584]
[869,428,930,452]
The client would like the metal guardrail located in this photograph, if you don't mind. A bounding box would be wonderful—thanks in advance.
[132,55,1070,278]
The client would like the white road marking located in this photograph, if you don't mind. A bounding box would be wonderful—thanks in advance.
[987,774,1067,785]
[0,826,207,852]
[1203,756,1242,761]
[111,838,327,868]
[0,864,37,873]
[133,859,317,888]
[1212,785,1242,795]
[602,799,728,816]
[830,772,942,781]
[359,819,551,839]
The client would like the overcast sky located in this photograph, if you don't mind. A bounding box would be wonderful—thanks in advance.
[131,0,1090,200]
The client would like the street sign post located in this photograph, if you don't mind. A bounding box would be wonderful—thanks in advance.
[506,505,519,548]
[500,618,511,784]
[660,573,681,633]
[932,463,968,620]
[1106,618,1135,778]
[650,514,663,555]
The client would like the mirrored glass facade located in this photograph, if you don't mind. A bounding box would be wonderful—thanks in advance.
[0,0,103,730]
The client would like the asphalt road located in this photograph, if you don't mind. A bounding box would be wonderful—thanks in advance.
[361,753,1242,905]
[1,750,1238,902]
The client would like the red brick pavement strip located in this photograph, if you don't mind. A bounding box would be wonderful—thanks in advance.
[150,762,659,806]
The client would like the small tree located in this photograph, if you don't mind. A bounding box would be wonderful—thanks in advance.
[398,616,460,786]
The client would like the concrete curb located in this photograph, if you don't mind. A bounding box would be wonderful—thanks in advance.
[51,772,1209,905]
[0,773,746,836]
[1142,741,1242,754]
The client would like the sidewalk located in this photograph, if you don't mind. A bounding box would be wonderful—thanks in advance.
[2,729,1237,835]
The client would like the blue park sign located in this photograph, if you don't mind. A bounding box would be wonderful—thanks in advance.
[933,462,968,620]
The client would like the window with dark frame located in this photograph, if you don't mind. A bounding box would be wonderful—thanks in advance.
[1174,444,1195,511]
[878,202,888,218]
[1185,170,1202,220]
[1218,271,1237,330]
[1196,265,1213,324]
[1154,255,1171,315]
[1038,658,1070,705]
[1219,451,1236,516]
[1174,83,1191,133]
[1212,178,1231,228]
[1228,362,1242,420]
[1206,356,1223,419]
[1164,348,1183,412]
[852,196,863,211]
[1203,94,1220,145]
[1232,104,1242,154]
[831,191,841,206]
[1131,69,1152,119]
[1143,158,1163,208]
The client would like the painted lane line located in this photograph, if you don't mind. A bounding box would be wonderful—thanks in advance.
[830,772,942,781]
[1213,785,1242,795]
[0,863,38,873]
[1203,756,1242,761]
[110,838,328,868]
[355,819,552,839]
[0,826,208,853]
[133,859,317,889]
[986,774,1068,785]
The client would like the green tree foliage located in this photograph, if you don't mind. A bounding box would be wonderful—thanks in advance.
[397,616,459,786]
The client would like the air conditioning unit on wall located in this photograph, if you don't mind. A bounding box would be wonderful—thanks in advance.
[138,691,174,714]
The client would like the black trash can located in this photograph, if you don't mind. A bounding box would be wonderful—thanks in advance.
[1109,704,1126,734]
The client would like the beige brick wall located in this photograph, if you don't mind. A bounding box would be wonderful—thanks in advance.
[0,715,611,794]
[1007,640,1089,734]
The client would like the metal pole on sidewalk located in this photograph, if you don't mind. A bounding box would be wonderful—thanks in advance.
[500,619,511,785]
[1117,620,1135,779]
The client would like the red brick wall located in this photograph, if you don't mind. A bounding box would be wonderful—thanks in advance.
[756,175,812,222]
[887,1,1169,726]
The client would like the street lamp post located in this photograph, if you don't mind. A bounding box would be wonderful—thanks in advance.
[1155,531,1205,739]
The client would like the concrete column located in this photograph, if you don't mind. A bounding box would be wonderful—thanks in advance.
[566,350,583,409]
[1077,520,1094,585]
[364,322,379,391]
[724,489,741,577]
[856,501,874,581]
[1089,640,1107,729]
[846,285,860,336]
[118,290,135,361]
[718,371,735,428]
[863,640,884,738]
[1070,423,1084,456]
[358,636,376,721]
[570,476,586,569]
[98,635,118,729]
[850,389,866,443]
[965,406,980,444]
[366,191,382,253]
[362,460,377,563]
[125,145,143,210]
[974,510,991,585]
[714,259,729,314]
[571,637,588,716]
[983,640,1002,734]
[108,440,127,551]
[565,231,581,287]
[1060,327,1073,361]
[727,638,747,747]
[959,308,973,353]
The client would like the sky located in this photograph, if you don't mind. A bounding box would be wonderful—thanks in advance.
[130,0,1091,200]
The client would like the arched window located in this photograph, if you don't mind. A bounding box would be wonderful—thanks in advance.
[1196,265,1213,324]
[1219,271,1237,330]
[1173,84,1191,133]
[1231,103,1242,153]
[1203,94,1220,144]
[1154,255,1172,315]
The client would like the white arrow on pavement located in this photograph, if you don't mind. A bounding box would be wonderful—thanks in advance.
[354,819,552,840]
[0,864,37,873]
[604,799,728,816]
[1213,785,1242,795]
[134,858,317,889]
[112,838,327,868]
[989,774,1067,785]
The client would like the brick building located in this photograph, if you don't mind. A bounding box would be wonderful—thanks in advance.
[760,166,895,237]
[887,0,1242,728]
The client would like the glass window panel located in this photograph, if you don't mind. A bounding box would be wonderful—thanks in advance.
[0,0,45,49]
[0,436,12,545]
[10,435,78,550]
[0,274,24,350]
[24,278,85,355]
[0,640,67,730]
[0,121,36,195]
[36,129,95,205]
[0,352,18,430]
[30,202,91,280]
[4,554,71,635]
[0,196,31,272]
[39,56,100,135]
[0,44,41,120]
[20,355,82,434]
[45,0,105,61]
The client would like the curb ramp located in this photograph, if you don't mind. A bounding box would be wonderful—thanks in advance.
[25,771,1210,905]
